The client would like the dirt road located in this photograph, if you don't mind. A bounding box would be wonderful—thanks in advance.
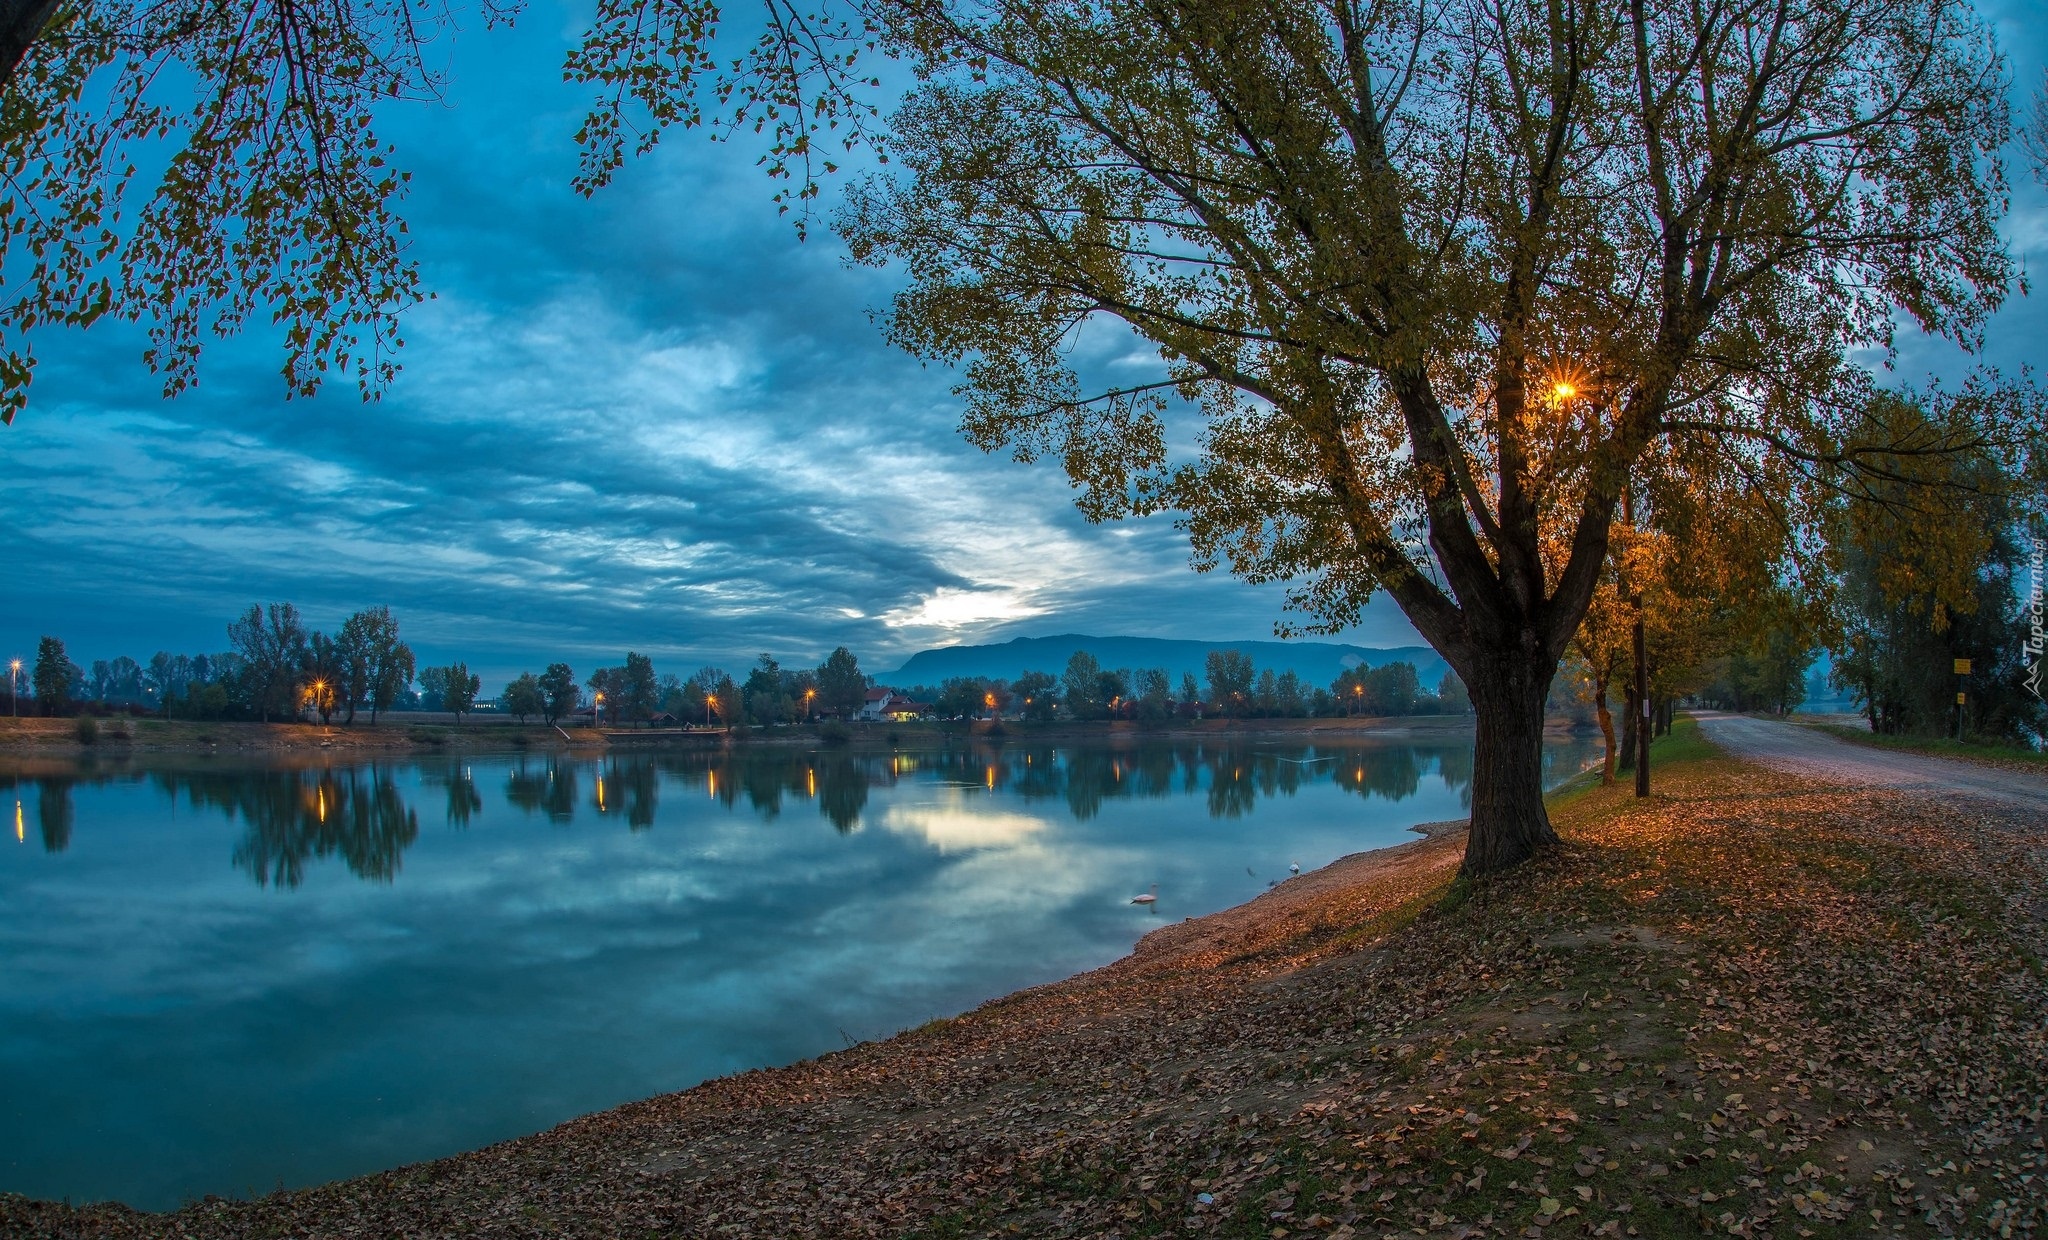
[1693,710,2048,816]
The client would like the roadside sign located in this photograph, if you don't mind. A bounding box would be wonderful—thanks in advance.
[1956,692,1967,704]
[1954,658,1973,675]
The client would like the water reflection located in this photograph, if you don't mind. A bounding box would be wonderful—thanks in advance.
[146,768,422,888]
[38,778,73,853]
[0,734,1598,1211]
[504,757,576,822]
[427,763,482,829]
[1,739,1593,888]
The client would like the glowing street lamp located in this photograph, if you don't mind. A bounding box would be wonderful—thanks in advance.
[803,687,816,721]
[594,691,605,727]
[8,658,18,718]
[705,694,717,727]
[984,692,997,720]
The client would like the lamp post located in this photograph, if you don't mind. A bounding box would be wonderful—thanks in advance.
[594,691,605,728]
[8,659,18,718]
[803,688,815,721]
[705,694,716,728]
[1623,475,1649,798]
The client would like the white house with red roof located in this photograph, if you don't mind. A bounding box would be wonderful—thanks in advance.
[858,688,932,721]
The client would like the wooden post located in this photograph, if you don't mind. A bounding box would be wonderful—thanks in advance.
[1625,484,1648,798]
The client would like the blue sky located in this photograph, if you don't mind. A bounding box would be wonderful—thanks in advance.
[0,1,2042,689]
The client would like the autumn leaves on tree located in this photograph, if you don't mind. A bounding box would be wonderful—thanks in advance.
[824,0,2035,871]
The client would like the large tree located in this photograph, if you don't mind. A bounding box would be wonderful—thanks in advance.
[810,0,2026,873]
[334,605,410,725]
[440,662,481,723]
[620,651,658,725]
[1826,393,2043,741]
[227,601,309,723]
[503,672,544,723]
[815,646,866,719]
[30,634,68,714]
[538,662,578,726]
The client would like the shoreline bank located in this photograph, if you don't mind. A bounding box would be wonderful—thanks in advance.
[0,713,1567,760]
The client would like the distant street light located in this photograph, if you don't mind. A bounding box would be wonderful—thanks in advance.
[804,687,816,721]
[8,658,18,718]
[706,694,717,728]
[594,691,605,728]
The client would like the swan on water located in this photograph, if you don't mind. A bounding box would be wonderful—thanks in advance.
[1130,884,1159,905]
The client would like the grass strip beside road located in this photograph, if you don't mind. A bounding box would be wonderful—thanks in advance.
[7,718,2044,1240]
[1789,717,2048,772]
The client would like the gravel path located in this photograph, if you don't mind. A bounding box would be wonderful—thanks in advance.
[1692,710,2048,816]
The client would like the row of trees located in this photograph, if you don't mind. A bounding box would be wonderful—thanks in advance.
[896,649,1469,723]
[1552,390,2045,785]
[16,604,423,724]
[8,624,1480,731]
[492,647,872,729]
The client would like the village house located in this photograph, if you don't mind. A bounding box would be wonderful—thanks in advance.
[857,688,932,722]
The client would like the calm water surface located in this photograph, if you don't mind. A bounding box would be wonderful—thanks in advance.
[0,735,1597,1209]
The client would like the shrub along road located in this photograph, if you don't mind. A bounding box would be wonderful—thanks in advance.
[4,719,2044,1239]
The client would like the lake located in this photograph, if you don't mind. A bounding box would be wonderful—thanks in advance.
[0,733,1598,1210]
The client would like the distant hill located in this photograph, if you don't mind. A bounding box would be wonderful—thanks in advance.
[878,634,1450,694]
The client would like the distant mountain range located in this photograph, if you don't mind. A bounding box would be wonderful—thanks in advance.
[878,634,1451,693]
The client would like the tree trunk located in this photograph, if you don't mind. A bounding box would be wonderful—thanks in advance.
[1617,685,1639,773]
[1594,679,1616,785]
[1460,652,1561,876]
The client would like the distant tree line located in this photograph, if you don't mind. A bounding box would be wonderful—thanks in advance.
[8,618,1479,733]
[894,648,1469,723]
[500,646,870,730]
[11,603,421,723]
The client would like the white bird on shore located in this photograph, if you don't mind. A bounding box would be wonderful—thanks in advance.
[1130,884,1158,906]
[1290,861,1301,876]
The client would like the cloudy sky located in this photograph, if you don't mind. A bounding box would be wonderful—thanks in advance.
[1,1,2043,687]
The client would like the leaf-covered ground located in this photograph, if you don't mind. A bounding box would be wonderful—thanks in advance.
[7,718,2045,1240]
